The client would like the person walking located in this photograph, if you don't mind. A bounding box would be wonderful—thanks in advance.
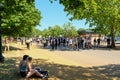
[26,39,30,50]
[4,37,10,52]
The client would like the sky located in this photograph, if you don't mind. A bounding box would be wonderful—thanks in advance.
[35,0,89,30]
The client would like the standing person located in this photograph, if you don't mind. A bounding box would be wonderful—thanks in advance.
[82,37,86,49]
[54,38,58,49]
[51,38,55,50]
[58,37,61,47]
[77,37,82,50]
[30,38,33,46]
[81,37,84,49]
[97,38,101,48]
[93,38,97,48]
[86,37,89,49]
[36,38,40,45]
[21,38,24,45]
[87,38,91,49]
[26,39,30,50]
[107,38,111,48]
[72,38,75,50]
[42,38,46,48]
[63,37,66,47]
[69,38,73,49]
[74,37,78,50]
[66,37,69,47]
[4,37,10,52]
[46,38,48,47]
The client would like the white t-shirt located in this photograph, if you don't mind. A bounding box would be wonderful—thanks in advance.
[69,39,73,44]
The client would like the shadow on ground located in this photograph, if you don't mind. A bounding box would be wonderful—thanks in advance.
[2,45,34,54]
[40,45,120,52]
[2,46,26,52]
[0,57,115,80]
[90,64,120,79]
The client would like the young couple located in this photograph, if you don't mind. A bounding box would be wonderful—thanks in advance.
[19,55,44,78]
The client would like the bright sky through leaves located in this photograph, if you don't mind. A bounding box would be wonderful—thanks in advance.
[35,0,89,30]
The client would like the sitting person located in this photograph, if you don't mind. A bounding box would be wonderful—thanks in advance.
[26,57,44,78]
[19,55,29,78]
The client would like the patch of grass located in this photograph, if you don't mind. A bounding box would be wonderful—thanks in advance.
[1,43,118,80]
[0,57,112,80]
[0,58,20,80]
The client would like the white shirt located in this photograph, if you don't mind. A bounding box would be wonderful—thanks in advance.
[69,39,73,44]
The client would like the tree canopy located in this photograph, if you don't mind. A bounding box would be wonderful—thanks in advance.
[42,22,78,37]
[63,22,78,37]
[0,0,42,36]
[51,0,120,47]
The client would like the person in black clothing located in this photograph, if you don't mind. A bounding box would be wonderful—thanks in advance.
[54,38,58,49]
[26,39,30,50]
[77,37,82,50]
[97,38,101,48]
[51,38,55,50]
[107,38,111,48]
[81,38,84,49]
[93,38,97,48]
[63,38,66,47]
[58,37,61,47]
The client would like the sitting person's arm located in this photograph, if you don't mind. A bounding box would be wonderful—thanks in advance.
[27,62,32,72]
[26,57,44,78]
[18,60,23,72]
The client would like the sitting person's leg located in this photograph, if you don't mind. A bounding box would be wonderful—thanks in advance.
[34,70,43,77]
[26,69,35,78]
[26,69,43,78]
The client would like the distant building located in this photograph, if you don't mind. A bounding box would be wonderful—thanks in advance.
[78,29,105,44]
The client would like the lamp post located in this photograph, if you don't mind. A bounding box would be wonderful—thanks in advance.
[0,3,4,63]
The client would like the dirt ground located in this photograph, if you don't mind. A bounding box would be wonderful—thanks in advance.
[2,43,120,80]
[4,43,120,67]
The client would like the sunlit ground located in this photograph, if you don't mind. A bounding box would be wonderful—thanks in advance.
[1,43,120,80]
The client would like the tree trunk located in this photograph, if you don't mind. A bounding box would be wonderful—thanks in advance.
[110,25,115,48]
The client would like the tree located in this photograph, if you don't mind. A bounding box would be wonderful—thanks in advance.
[42,29,50,37]
[77,28,86,34]
[63,22,78,37]
[32,28,42,37]
[42,25,63,37]
[52,0,120,47]
[42,23,78,37]
[0,0,42,36]
[50,25,62,37]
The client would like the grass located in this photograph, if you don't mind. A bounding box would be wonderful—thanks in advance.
[0,43,120,80]
[0,57,112,80]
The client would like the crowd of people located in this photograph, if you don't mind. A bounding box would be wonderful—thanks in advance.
[2,36,111,52]
[38,36,111,50]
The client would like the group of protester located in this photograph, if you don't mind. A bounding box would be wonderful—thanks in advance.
[3,36,111,52]
[40,36,111,50]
